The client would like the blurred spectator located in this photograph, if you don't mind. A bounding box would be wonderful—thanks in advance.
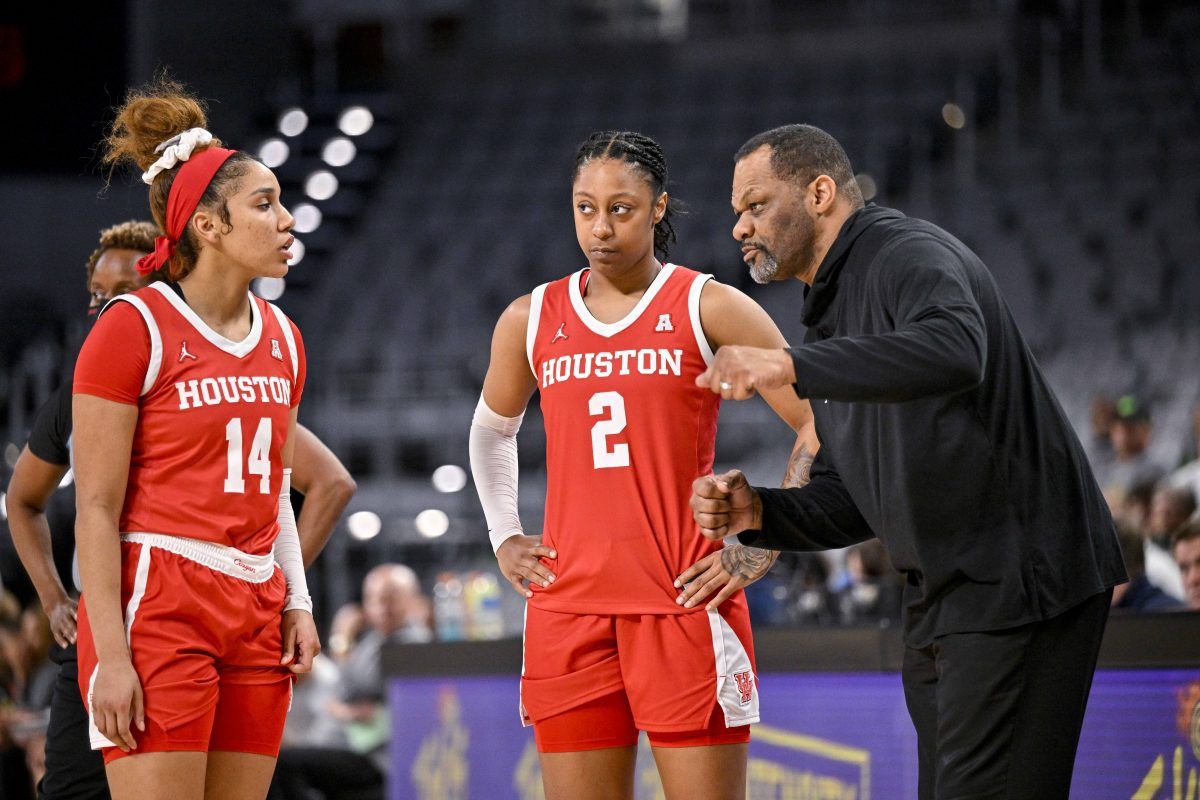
[1147,485,1197,547]
[1111,521,1183,611]
[833,540,904,626]
[0,596,53,800]
[1168,403,1200,502]
[1116,478,1156,531]
[1095,395,1169,499]
[1084,394,1117,474]
[270,564,432,800]
[1171,522,1200,611]
[326,603,365,664]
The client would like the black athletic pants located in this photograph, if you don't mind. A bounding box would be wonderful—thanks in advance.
[901,590,1111,800]
[38,644,110,800]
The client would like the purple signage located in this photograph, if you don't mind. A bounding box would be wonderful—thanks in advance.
[389,669,1200,799]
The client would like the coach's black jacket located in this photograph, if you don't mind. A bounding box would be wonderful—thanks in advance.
[738,205,1126,647]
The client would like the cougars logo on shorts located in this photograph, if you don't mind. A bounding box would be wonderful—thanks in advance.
[733,670,755,705]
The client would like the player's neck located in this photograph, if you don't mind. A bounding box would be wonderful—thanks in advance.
[177,265,254,338]
[587,256,662,298]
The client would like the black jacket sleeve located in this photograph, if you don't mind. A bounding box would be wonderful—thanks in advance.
[737,449,875,551]
[27,385,72,466]
[791,238,987,402]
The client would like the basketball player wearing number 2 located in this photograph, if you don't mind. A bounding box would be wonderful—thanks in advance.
[470,131,816,800]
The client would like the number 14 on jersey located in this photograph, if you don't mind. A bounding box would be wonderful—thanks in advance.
[224,417,272,493]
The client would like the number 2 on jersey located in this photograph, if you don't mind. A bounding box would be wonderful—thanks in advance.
[589,391,629,469]
[224,417,272,493]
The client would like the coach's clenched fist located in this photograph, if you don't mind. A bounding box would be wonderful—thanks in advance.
[695,345,796,400]
[691,469,763,540]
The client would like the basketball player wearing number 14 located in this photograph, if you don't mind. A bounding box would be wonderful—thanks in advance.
[471,131,817,800]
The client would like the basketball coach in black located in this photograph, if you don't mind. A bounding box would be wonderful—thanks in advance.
[688,124,1127,799]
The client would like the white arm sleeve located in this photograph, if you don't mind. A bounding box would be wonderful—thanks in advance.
[275,468,313,613]
[469,396,525,553]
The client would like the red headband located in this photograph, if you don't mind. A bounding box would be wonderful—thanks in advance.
[136,146,237,277]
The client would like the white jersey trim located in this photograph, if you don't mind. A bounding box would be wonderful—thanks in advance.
[121,532,276,583]
[687,273,716,366]
[526,283,548,377]
[110,295,163,397]
[266,302,299,384]
[706,607,759,728]
[149,281,263,358]
[567,263,677,338]
[88,541,153,750]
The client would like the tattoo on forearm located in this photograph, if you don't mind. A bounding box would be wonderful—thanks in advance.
[720,544,780,582]
[782,444,815,488]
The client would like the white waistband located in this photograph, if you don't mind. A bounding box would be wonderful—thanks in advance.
[120,532,276,583]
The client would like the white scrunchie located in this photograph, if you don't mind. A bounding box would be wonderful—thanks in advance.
[141,127,214,185]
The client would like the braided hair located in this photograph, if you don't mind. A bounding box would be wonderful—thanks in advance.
[572,131,679,260]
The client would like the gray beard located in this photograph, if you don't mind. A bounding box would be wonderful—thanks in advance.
[750,249,779,284]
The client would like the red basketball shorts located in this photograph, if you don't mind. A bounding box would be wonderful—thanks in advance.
[520,598,759,752]
[77,534,293,764]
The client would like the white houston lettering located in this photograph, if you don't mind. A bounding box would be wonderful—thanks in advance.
[539,348,684,388]
[175,375,293,410]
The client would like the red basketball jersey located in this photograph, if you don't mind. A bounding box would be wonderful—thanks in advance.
[527,264,723,614]
[73,282,305,554]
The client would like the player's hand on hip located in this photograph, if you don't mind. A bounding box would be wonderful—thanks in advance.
[496,534,557,598]
[691,469,762,540]
[281,609,321,674]
[675,544,780,611]
[91,658,144,753]
[695,345,796,400]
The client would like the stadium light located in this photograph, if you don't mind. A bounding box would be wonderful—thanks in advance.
[322,137,357,168]
[304,170,338,201]
[338,106,374,136]
[348,510,382,541]
[432,465,468,493]
[942,103,967,130]
[0,492,6,521]
[59,469,73,488]
[292,203,322,234]
[255,277,286,301]
[287,239,305,267]
[4,443,18,468]
[855,173,878,201]
[258,138,290,169]
[278,107,309,137]
[416,509,450,539]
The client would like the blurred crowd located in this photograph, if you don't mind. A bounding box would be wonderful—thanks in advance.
[0,593,55,798]
[1086,395,1200,613]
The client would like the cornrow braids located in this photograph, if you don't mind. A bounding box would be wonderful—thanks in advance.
[572,130,680,260]
[85,220,161,282]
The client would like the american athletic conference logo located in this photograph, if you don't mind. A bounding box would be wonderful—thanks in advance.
[733,670,755,705]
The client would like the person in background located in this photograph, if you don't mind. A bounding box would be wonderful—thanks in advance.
[1096,395,1168,500]
[1084,394,1116,476]
[1111,520,1182,611]
[1168,403,1200,500]
[833,540,903,626]
[1171,521,1200,610]
[270,565,431,800]
[1148,484,1197,548]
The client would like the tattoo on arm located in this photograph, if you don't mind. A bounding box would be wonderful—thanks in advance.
[781,443,815,488]
[720,544,780,582]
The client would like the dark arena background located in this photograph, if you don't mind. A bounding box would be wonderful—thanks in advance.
[1,1,1199,798]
